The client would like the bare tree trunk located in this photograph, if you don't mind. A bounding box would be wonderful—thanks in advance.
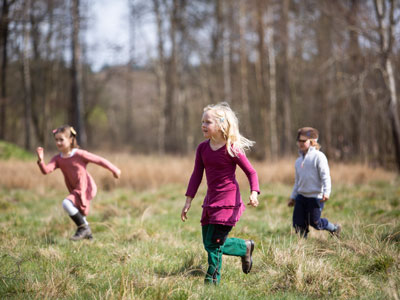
[280,0,291,155]
[29,1,44,146]
[164,0,179,153]
[126,0,135,144]
[0,0,13,139]
[71,0,86,147]
[252,0,268,160]
[221,0,231,102]
[346,0,364,161]
[358,71,369,164]
[385,59,400,171]
[239,0,250,129]
[209,0,223,101]
[176,0,188,154]
[316,5,333,158]
[266,5,278,160]
[152,0,166,154]
[374,0,400,172]
[23,0,32,150]
[43,0,54,148]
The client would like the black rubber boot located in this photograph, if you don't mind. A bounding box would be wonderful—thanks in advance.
[70,212,86,227]
[241,240,255,274]
[69,212,93,240]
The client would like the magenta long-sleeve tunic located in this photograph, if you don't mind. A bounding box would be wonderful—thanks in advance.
[185,140,260,226]
[38,149,119,216]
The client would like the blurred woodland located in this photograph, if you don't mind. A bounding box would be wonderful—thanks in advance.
[1,0,400,171]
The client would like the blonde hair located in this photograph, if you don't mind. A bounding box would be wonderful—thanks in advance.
[204,102,254,157]
[310,139,321,150]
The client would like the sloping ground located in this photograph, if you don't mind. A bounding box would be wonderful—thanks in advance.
[0,140,35,161]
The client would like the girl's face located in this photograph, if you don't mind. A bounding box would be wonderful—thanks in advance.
[54,132,73,153]
[297,136,311,154]
[201,111,221,139]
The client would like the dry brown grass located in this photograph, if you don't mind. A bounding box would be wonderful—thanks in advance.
[0,153,396,192]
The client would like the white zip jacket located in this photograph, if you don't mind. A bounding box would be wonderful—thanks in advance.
[290,146,331,199]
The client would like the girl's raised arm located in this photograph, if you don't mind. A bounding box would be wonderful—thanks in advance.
[36,147,58,174]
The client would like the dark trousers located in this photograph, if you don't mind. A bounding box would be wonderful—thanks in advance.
[292,194,330,237]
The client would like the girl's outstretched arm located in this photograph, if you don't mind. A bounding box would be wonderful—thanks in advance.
[80,150,121,179]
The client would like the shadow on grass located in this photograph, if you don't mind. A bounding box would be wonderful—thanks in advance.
[153,253,205,278]
[155,265,205,278]
[0,253,34,297]
[379,224,400,246]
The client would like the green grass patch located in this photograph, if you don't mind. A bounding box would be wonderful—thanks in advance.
[0,140,35,161]
[0,180,399,299]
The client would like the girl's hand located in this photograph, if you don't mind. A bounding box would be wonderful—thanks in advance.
[36,147,44,162]
[288,198,295,207]
[181,197,192,222]
[248,191,259,207]
[113,169,121,179]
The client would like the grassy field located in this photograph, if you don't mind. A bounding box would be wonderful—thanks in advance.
[0,154,399,299]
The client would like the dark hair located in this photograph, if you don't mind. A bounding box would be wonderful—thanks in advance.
[53,125,79,149]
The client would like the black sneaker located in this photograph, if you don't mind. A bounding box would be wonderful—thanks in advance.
[70,225,93,241]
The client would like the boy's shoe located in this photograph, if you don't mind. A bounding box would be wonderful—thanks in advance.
[241,240,255,274]
[70,225,93,241]
[330,224,341,238]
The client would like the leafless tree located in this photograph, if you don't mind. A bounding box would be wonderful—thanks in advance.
[373,0,400,171]
[22,0,32,150]
[152,0,167,153]
[266,3,278,160]
[70,0,86,147]
[1,0,400,171]
[0,0,17,139]
[279,0,292,155]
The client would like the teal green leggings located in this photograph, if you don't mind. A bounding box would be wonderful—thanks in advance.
[202,224,247,284]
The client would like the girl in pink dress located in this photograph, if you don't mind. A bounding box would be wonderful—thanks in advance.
[181,102,260,284]
[36,125,121,240]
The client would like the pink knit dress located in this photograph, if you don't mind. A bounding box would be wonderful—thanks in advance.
[38,149,119,216]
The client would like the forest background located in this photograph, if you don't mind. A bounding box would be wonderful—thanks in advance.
[1,0,400,169]
[1,1,400,299]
